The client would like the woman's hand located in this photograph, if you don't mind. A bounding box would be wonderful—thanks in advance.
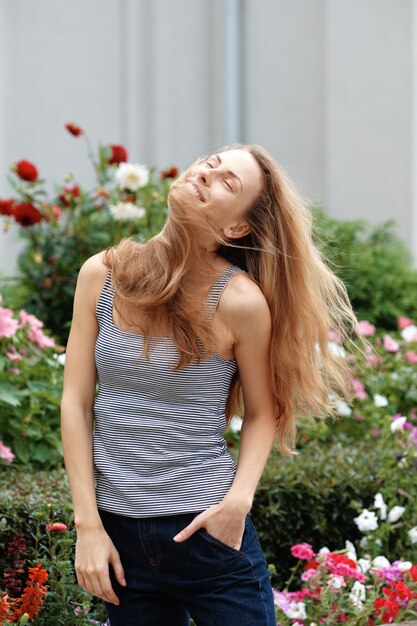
[75,526,126,605]
[173,497,250,550]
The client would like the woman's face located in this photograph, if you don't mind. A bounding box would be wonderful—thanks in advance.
[169,149,262,239]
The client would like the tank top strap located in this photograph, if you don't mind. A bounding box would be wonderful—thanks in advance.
[96,269,115,324]
[205,266,244,313]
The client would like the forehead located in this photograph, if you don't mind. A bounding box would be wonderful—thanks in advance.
[215,149,262,187]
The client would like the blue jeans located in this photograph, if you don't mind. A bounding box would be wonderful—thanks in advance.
[99,509,276,625]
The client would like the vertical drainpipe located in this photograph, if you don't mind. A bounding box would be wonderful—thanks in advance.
[224,0,243,145]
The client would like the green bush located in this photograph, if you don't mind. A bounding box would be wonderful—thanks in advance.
[252,434,417,589]
[0,299,64,469]
[313,209,417,329]
[0,468,107,624]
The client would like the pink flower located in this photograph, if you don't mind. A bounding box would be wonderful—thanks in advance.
[45,522,68,532]
[351,377,368,400]
[383,335,400,352]
[6,346,23,363]
[356,320,376,337]
[19,309,55,349]
[0,441,15,463]
[29,327,55,349]
[301,568,318,582]
[328,330,342,344]
[398,316,414,330]
[0,307,18,339]
[291,542,315,560]
[406,351,417,364]
[8,367,20,375]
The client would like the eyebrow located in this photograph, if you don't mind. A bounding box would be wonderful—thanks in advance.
[213,154,243,192]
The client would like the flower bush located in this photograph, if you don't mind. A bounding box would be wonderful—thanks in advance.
[0,122,177,344]
[273,540,417,625]
[0,295,64,468]
[301,316,417,447]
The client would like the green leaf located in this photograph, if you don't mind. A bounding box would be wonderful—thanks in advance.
[0,381,21,407]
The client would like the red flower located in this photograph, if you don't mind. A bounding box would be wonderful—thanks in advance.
[374,596,399,623]
[108,144,128,165]
[13,203,43,227]
[15,160,38,182]
[160,166,179,179]
[408,564,417,582]
[65,122,84,137]
[59,185,80,206]
[0,198,15,216]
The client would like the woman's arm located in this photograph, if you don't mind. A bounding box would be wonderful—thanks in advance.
[174,275,277,549]
[61,253,126,605]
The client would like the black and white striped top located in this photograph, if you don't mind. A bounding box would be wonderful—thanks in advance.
[93,266,243,518]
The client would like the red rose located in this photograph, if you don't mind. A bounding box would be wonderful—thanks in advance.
[15,159,39,182]
[0,198,15,216]
[65,122,84,137]
[160,166,179,180]
[13,203,43,227]
[108,144,128,165]
[59,185,80,206]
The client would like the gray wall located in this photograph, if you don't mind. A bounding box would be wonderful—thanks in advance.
[1,0,416,276]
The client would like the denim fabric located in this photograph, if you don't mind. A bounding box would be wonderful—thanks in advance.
[98,509,277,626]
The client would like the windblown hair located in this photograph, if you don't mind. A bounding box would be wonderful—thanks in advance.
[104,144,357,456]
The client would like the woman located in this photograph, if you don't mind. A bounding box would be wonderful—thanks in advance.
[61,145,356,625]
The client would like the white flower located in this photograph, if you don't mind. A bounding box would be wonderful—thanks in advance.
[327,575,346,590]
[349,581,366,610]
[328,341,347,358]
[390,416,407,432]
[285,602,306,620]
[350,580,366,603]
[354,509,379,532]
[345,540,357,561]
[408,526,417,544]
[388,505,406,523]
[373,394,388,407]
[318,546,330,554]
[53,352,66,366]
[401,324,417,342]
[357,558,371,573]
[397,561,412,571]
[359,537,369,549]
[229,416,243,432]
[109,202,146,222]
[115,162,149,190]
[374,493,387,520]
[372,555,390,569]
[335,399,352,417]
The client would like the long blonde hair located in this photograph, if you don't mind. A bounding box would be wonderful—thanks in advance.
[105,144,357,456]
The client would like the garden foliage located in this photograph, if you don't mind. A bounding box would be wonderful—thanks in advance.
[0,123,176,344]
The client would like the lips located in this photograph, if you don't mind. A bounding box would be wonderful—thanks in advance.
[185,179,206,202]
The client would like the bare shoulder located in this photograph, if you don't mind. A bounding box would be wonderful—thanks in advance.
[76,251,110,310]
[219,272,271,330]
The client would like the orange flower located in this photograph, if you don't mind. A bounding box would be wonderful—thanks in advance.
[0,594,11,621]
[12,564,48,620]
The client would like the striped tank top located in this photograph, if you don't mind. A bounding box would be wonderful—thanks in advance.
[93,266,243,518]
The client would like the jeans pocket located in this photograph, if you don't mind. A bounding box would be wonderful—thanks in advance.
[197,513,251,557]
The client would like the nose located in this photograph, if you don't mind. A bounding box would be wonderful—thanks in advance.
[197,169,210,187]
